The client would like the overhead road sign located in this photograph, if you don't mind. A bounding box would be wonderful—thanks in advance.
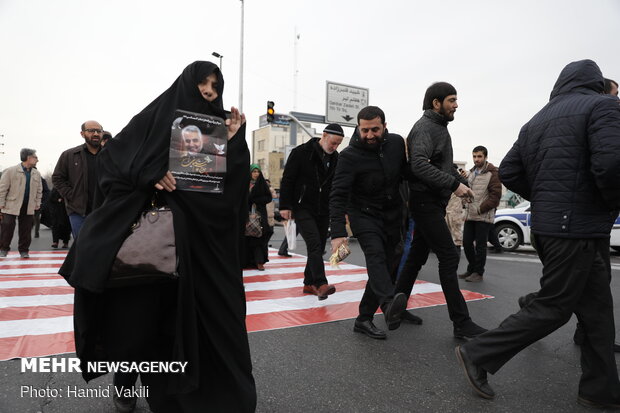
[326,81,369,126]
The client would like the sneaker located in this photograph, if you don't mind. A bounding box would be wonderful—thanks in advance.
[51,243,59,249]
[20,252,30,259]
[454,321,488,339]
[62,243,69,249]
[0,250,7,258]
[465,273,483,282]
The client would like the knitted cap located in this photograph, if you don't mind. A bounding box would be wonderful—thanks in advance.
[323,123,344,137]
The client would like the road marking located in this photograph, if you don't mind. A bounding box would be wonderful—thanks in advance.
[0,250,493,360]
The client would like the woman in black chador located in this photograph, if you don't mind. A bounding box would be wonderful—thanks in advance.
[47,187,71,248]
[245,164,273,270]
[59,61,256,412]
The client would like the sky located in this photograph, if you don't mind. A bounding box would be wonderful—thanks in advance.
[1,0,619,176]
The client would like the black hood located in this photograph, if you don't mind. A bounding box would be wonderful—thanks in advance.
[550,59,604,100]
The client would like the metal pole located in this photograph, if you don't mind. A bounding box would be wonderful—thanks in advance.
[293,28,299,111]
[239,0,245,112]
[286,112,316,145]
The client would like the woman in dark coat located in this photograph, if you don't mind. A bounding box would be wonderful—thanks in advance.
[47,187,71,248]
[245,164,272,270]
[59,61,256,412]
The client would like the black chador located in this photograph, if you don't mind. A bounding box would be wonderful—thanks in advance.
[60,61,256,412]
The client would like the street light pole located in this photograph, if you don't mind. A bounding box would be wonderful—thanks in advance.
[239,0,244,113]
[211,52,223,71]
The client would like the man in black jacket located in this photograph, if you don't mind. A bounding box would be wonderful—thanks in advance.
[395,82,487,340]
[456,60,620,408]
[52,120,103,238]
[330,106,408,339]
[279,124,344,299]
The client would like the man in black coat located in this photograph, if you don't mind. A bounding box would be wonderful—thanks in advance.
[330,106,408,339]
[395,82,487,340]
[279,124,344,299]
[456,60,620,408]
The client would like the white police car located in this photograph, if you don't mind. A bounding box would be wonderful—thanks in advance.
[493,201,620,252]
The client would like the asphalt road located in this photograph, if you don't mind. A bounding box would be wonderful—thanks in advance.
[2,226,620,412]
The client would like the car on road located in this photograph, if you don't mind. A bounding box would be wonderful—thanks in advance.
[493,201,620,252]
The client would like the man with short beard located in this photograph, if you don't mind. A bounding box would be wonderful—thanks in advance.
[396,82,487,339]
[52,120,103,238]
[330,106,410,339]
[180,125,204,155]
[458,146,501,282]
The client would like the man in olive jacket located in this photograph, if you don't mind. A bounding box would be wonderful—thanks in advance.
[52,120,103,238]
[456,60,620,408]
[0,148,42,258]
[279,124,344,299]
[459,146,501,282]
[329,106,409,339]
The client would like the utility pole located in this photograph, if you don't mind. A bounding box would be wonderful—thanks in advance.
[239,0,245,112]
[293,28,300,111]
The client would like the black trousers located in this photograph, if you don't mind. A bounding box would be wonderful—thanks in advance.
[463,220,492,275]
[487,224,501,249]
[350,211,401,321]
[295,209,329,287]
[464,236,620,403]
[0,203,34,253]
[395,195,471,326]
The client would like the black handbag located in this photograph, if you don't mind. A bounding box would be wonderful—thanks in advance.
[107,200,179,288]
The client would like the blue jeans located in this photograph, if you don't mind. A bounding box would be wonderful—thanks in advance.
[68,213,85,239]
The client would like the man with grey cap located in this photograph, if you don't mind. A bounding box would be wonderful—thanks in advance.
[279,123,344,299]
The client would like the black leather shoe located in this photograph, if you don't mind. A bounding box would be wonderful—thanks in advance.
[354,320,386,339]
[402,310,423,325]
[454,321,487,339]
[455,345,495,399]
[383,293,408,331]
[577,395,620,409]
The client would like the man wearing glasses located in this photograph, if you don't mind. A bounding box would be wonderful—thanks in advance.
[0,148,43,258]
[52,120,104,238]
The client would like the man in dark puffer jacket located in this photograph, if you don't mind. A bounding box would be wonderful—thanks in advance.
[456,60,620,408]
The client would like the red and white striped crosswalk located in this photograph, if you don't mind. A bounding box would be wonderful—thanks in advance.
[0,250,493,360]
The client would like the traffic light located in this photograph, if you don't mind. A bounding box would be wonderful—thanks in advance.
[267,101,275,123]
